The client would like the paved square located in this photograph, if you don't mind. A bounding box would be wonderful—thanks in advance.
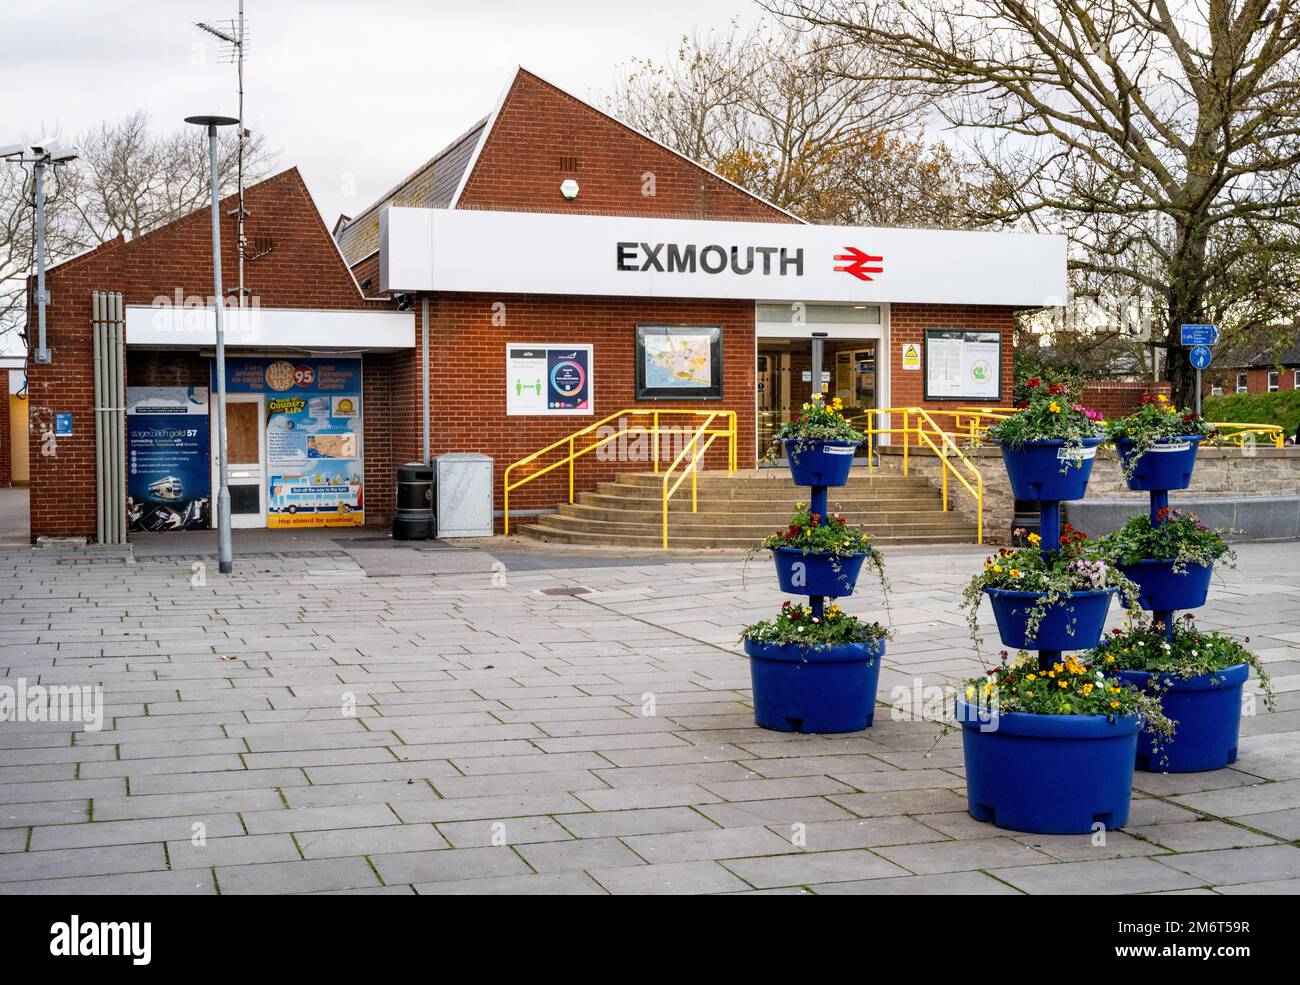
[0,537,1296,894]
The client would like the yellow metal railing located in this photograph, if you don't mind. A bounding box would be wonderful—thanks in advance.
[857,407,986,543]
[502,409,736,536]
[660,412,728,548]
[1205,422,1285,448]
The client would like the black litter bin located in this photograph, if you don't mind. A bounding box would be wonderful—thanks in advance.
[1011,499,1041,545]
[393,462,434,540]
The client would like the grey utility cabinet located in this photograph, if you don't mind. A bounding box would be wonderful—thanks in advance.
[436,453,494,538]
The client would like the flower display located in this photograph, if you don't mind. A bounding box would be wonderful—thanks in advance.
[1104,394,1218,480]
[1088,615,1274,708]
[986,375,1106,458]
[1098,509,1235,574]
[771,392,864,444]
[960,650,1173,728]
[961,524,1139,643]
[761,503,875,558]
[742,600,890,648]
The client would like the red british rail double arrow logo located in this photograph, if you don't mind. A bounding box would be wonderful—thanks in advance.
[834,246,884,281]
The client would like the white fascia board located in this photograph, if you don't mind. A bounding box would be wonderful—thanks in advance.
[380,207,1067,308]
[124,306,415,351]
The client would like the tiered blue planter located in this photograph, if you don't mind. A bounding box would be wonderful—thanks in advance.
[1114,435,1241,773]
[771,546,867,596]
[1116,664,1248,773]
[783,439,858,486]
[1000,437,1104,500]
[960,436,1130,834]
[745,638,884,733]
[745,439,883,734]
[957,699,1140,833]
[1115,435,1203,490]
[1119,558,1213,611]
[985,587,1115,650]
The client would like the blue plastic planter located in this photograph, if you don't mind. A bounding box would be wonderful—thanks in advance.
[744,638,884,733]
[783,439,859,486]
[1120,558,1214,612]
[997,437,1103,501]
[1115,663,1249,773]
[986,587,1115,651]
[771,547,868,597]
[1115,435,1204,491]
[956,698,1140,833]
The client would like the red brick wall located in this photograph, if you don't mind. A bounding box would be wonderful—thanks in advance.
[0,369,10,487]
[26,168,386,541]
[422,292,756,522]
[1081,380,1173,419]
[457,70,795,223]
[889,303,1016,414]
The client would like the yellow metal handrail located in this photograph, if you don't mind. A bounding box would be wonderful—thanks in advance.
[1205,422,1286,448]
[846,407,986,543]
[661,413,726,548]
[502,408,736,535]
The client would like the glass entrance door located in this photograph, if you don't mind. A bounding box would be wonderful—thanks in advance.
[757,338,878,462]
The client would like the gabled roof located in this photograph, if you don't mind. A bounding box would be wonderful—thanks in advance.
[333,118,488,267]
[1214,332,1300,369]
[334,66,803,269]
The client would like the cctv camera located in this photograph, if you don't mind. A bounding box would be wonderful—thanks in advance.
[0,143,26,159]
[51,145,79,164]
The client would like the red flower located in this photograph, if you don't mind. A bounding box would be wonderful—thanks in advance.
[1157,507,1170,521]
[1182,413,1198,423]
[1026,377,1041,388]
[1015,399,1028,409]
[1048,383,1065,395]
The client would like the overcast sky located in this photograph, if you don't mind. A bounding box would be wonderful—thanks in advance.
[0,0,764,227]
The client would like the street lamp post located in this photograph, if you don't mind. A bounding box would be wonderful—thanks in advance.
[1,140,79,364]
[185,115,239,574]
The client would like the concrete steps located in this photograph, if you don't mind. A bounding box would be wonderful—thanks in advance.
[516,469,977,548]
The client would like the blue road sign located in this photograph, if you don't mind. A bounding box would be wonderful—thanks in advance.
[1181,324,1219,346]
[1189,344,1213,370]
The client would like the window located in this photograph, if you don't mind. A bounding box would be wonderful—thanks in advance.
[1237,373,1248,393]
[1210,386,1223,396]
[1268,371,1280,392]
[1294,369,1300,390]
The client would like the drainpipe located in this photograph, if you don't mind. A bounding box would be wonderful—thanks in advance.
[421,296,430,465]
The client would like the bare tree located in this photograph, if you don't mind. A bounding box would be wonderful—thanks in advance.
[607,21,996,226]
[1,111,273,349]
[775,0,1300,406]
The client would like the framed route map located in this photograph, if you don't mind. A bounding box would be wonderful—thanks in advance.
[635,324,724,400]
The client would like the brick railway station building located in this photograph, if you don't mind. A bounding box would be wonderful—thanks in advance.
[22,67,1063,543]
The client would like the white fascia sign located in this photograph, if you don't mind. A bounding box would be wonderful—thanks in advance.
[380,207,1067,307]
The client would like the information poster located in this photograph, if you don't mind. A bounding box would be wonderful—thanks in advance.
[223,358,364,527]
[923,330,1002,401]
[506,344,593,415]
[126,387,211,532]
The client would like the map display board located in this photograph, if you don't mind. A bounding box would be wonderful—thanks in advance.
[923,329,1002,401]
[634,325,724,400]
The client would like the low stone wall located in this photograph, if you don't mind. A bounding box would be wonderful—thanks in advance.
[878,443,1300,544]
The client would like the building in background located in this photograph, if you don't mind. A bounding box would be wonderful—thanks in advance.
[21,67,1064,543]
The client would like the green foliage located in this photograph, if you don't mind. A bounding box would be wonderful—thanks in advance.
[1203,389,1300,437]
[761,504,875,557]
[771,393,864,444]
[1089,615,1274,711]
[961,523,1139,646]
[1012,349,1088,405]
[986,377,1105,451]
[742,601,890,648]
[961,653,1172,734]
[1104,393,1217,479]
[1099,509,1235,573]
